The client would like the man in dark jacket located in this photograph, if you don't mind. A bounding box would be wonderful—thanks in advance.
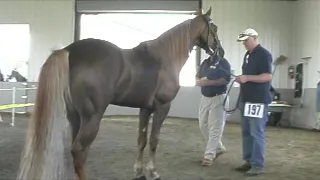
[235,28,273,176]
[196,49,231,166]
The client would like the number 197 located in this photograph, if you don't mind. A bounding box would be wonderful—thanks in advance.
[247,104,261,115]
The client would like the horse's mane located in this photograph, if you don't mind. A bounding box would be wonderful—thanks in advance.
[146,19,193,67]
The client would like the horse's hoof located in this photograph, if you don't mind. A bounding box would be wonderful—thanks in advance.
[132,176,147,180]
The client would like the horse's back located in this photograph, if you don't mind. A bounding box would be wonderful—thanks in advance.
[65,38,122,63]
[63,39,161,109]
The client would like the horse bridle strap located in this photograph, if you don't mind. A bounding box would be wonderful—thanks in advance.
[203,17,221,58]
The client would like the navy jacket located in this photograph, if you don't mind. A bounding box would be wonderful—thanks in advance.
[197,55,231,97]
[240,44,273,104]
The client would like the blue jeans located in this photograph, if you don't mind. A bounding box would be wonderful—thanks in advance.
[239,102,268,169]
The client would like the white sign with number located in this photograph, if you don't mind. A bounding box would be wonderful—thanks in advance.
[244,103,265,118]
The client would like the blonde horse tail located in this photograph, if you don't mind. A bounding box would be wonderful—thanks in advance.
[16,49,71,180]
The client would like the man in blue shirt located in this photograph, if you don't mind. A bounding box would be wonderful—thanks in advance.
[196,50,231,166]
[235,28,273,176]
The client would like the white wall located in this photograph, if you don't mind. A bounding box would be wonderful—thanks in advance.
[292,0,320,89]
[0,0,75,82]
[289,0,320,128]
[202,0,294,89]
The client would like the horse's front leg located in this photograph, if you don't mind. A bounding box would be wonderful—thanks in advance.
[133,108,152,180]
[146,102,171,180]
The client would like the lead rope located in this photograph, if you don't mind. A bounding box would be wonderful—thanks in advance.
[223,79,240,114]
[208,55,240,114]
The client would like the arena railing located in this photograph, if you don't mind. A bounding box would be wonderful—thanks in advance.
[0,82,36,126]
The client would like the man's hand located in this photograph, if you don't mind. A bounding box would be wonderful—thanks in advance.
[196,77,208,86]
[197,77,228,86]
[235,75,248,84]
[236,74,272,84]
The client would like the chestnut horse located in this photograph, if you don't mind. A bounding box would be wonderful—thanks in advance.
[16,8,221,180]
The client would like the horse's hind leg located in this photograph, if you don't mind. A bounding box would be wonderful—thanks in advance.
[66,106,82,179]
[71,108,105,180]
[66,106,81,148]
[133,108,153,180]
[146,102,171,180]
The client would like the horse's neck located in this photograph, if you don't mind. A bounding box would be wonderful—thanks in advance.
[147,21,196,73]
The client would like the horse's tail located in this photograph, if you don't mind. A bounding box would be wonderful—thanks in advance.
[16,49,71,180]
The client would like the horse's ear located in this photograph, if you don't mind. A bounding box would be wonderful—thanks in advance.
[204,7,212,16]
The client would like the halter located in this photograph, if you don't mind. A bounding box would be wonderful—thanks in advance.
[202,16,221,58]
[198,16,239,114]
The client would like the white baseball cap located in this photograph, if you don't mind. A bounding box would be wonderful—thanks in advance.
[237,28,258,41]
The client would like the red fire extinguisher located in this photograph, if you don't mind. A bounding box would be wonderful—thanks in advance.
[288,65,295,79]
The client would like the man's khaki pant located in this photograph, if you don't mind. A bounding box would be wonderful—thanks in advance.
[199,94,228,160]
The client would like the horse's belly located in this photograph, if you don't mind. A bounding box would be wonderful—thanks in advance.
[111,80,156,108]
[110,56,160,108]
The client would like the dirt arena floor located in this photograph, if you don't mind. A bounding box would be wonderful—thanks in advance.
[0,114,319,180]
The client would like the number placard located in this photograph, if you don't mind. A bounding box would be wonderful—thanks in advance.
[244,103,264,118]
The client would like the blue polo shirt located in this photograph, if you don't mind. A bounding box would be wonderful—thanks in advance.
[197,56,231,97]
[240,44,273,104]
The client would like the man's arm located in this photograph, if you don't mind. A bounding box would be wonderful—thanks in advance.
[204,77,229,86]
[245,73,272,83]
[246,52,272,83]
[200,59,231,86]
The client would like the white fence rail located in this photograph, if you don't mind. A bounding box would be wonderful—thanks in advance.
[0,84,37,126]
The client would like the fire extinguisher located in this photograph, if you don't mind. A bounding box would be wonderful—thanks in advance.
[288,65,295,79]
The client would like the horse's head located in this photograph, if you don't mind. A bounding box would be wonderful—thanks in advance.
[193,7,222,57]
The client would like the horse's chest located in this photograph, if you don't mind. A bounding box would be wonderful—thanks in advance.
[154,71,180,104]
